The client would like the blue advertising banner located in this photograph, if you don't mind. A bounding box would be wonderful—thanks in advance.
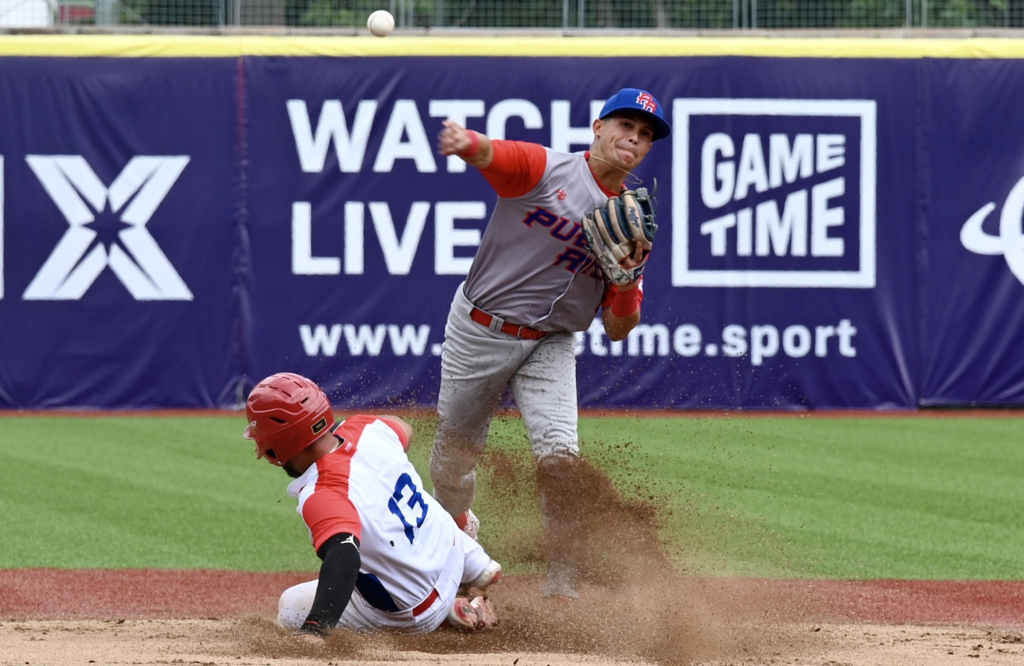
[0,37,1022,410]
[0,57,241,408]
[920,58,1024,406]
[244,55,919,409]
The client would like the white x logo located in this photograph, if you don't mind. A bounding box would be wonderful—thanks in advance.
[24,155,193,300]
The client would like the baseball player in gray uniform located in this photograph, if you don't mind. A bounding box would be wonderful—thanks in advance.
[430,88,671,598]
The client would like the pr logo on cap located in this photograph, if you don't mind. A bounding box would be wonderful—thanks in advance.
[636,92,658,113]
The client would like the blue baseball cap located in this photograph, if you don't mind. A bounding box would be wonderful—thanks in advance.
[598,88,671,141]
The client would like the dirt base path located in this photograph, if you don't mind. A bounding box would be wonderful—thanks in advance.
[0,619,649,666]
[2,569,1024,666]
[3,619,1024,666]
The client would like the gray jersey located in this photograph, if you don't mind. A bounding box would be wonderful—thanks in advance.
[463,148,609,332]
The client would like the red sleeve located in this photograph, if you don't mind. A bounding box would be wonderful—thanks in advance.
[480,140,547,198]
[333,415,375,443]
[337,414,409,451]
[302,488,361,551]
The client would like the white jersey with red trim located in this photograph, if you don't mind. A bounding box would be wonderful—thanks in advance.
[286,415,456,613]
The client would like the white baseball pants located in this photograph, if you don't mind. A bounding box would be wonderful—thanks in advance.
[277,529,491,634]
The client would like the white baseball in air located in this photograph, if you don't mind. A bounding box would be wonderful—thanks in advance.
[367,10,394,37]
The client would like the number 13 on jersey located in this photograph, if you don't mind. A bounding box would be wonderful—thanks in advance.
[387,473,428,543]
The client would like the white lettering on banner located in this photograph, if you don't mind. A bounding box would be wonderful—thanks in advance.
[300,323,343,356]
[701,132,836,211]
[961,173,1024,286]
[550,100,605,153]
[715,320,857,364]
[673,324,702,357]
[284,97,608,280]
[435,202,485,275]
[734,134,769,201]
[698,135,848,258]
[486,99,543,140]
[300,324,431,356]
[345,201,364,274]
[388,324,431,355]
[811,177,845,256]
[756,190,808,257]
[627,324,671,356]
[817,134,846,172]
[429,100,485,173]
[722,324,747,357]
[700,180,845,260]
[292,202,340,275]
[288,99,377,173]
[783,325,812,357]
[574,318,856,364]
[750,324,779,365]
[369,201,430,274]
[291,201,486,276]
[769,134,814,187]
[373,100,436,173]
[292,98,609,174]
[23,155,193,301]
[301,318,858,363]
[346,323,387,355]
[701,133,734,209]
[675,98,876,288]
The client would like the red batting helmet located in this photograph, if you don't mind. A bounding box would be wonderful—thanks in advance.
[243,372,335,466]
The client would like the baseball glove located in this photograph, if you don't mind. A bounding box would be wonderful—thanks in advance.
[581,187,657,286]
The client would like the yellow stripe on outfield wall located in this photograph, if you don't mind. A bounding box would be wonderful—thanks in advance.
[2,34,1024,59]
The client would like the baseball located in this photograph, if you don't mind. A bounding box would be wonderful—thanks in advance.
[367,10,394,37]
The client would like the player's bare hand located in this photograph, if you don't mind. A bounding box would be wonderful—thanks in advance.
[624,242,645,266]
[614,243,647,280]
[437,119,471,156]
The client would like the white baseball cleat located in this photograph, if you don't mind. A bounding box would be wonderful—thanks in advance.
[455,509,480,540]
[447,596,498,630]
[470,559,502,588]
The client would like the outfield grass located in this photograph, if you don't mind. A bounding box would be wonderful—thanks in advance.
[574,415,1024,579]
[0,412,1021,580]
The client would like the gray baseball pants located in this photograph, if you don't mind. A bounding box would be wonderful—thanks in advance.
[429,282,580,517]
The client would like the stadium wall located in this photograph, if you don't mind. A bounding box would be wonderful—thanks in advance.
[1,35,1022,410]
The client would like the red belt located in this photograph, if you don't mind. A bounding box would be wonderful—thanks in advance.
[470,307,548,340]
[412,588,439,617]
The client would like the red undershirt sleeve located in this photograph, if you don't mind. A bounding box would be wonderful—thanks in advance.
[303,490,362,552]
[480,140,548,198]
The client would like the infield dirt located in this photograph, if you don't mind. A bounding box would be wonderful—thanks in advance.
[3,442,1024,664]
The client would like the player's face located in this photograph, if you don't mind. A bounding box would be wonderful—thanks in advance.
[594,113,655,170]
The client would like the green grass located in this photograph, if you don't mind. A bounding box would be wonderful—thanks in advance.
[573,415,1024,579]
[0,415,320,572]
[1,412,1022,580]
